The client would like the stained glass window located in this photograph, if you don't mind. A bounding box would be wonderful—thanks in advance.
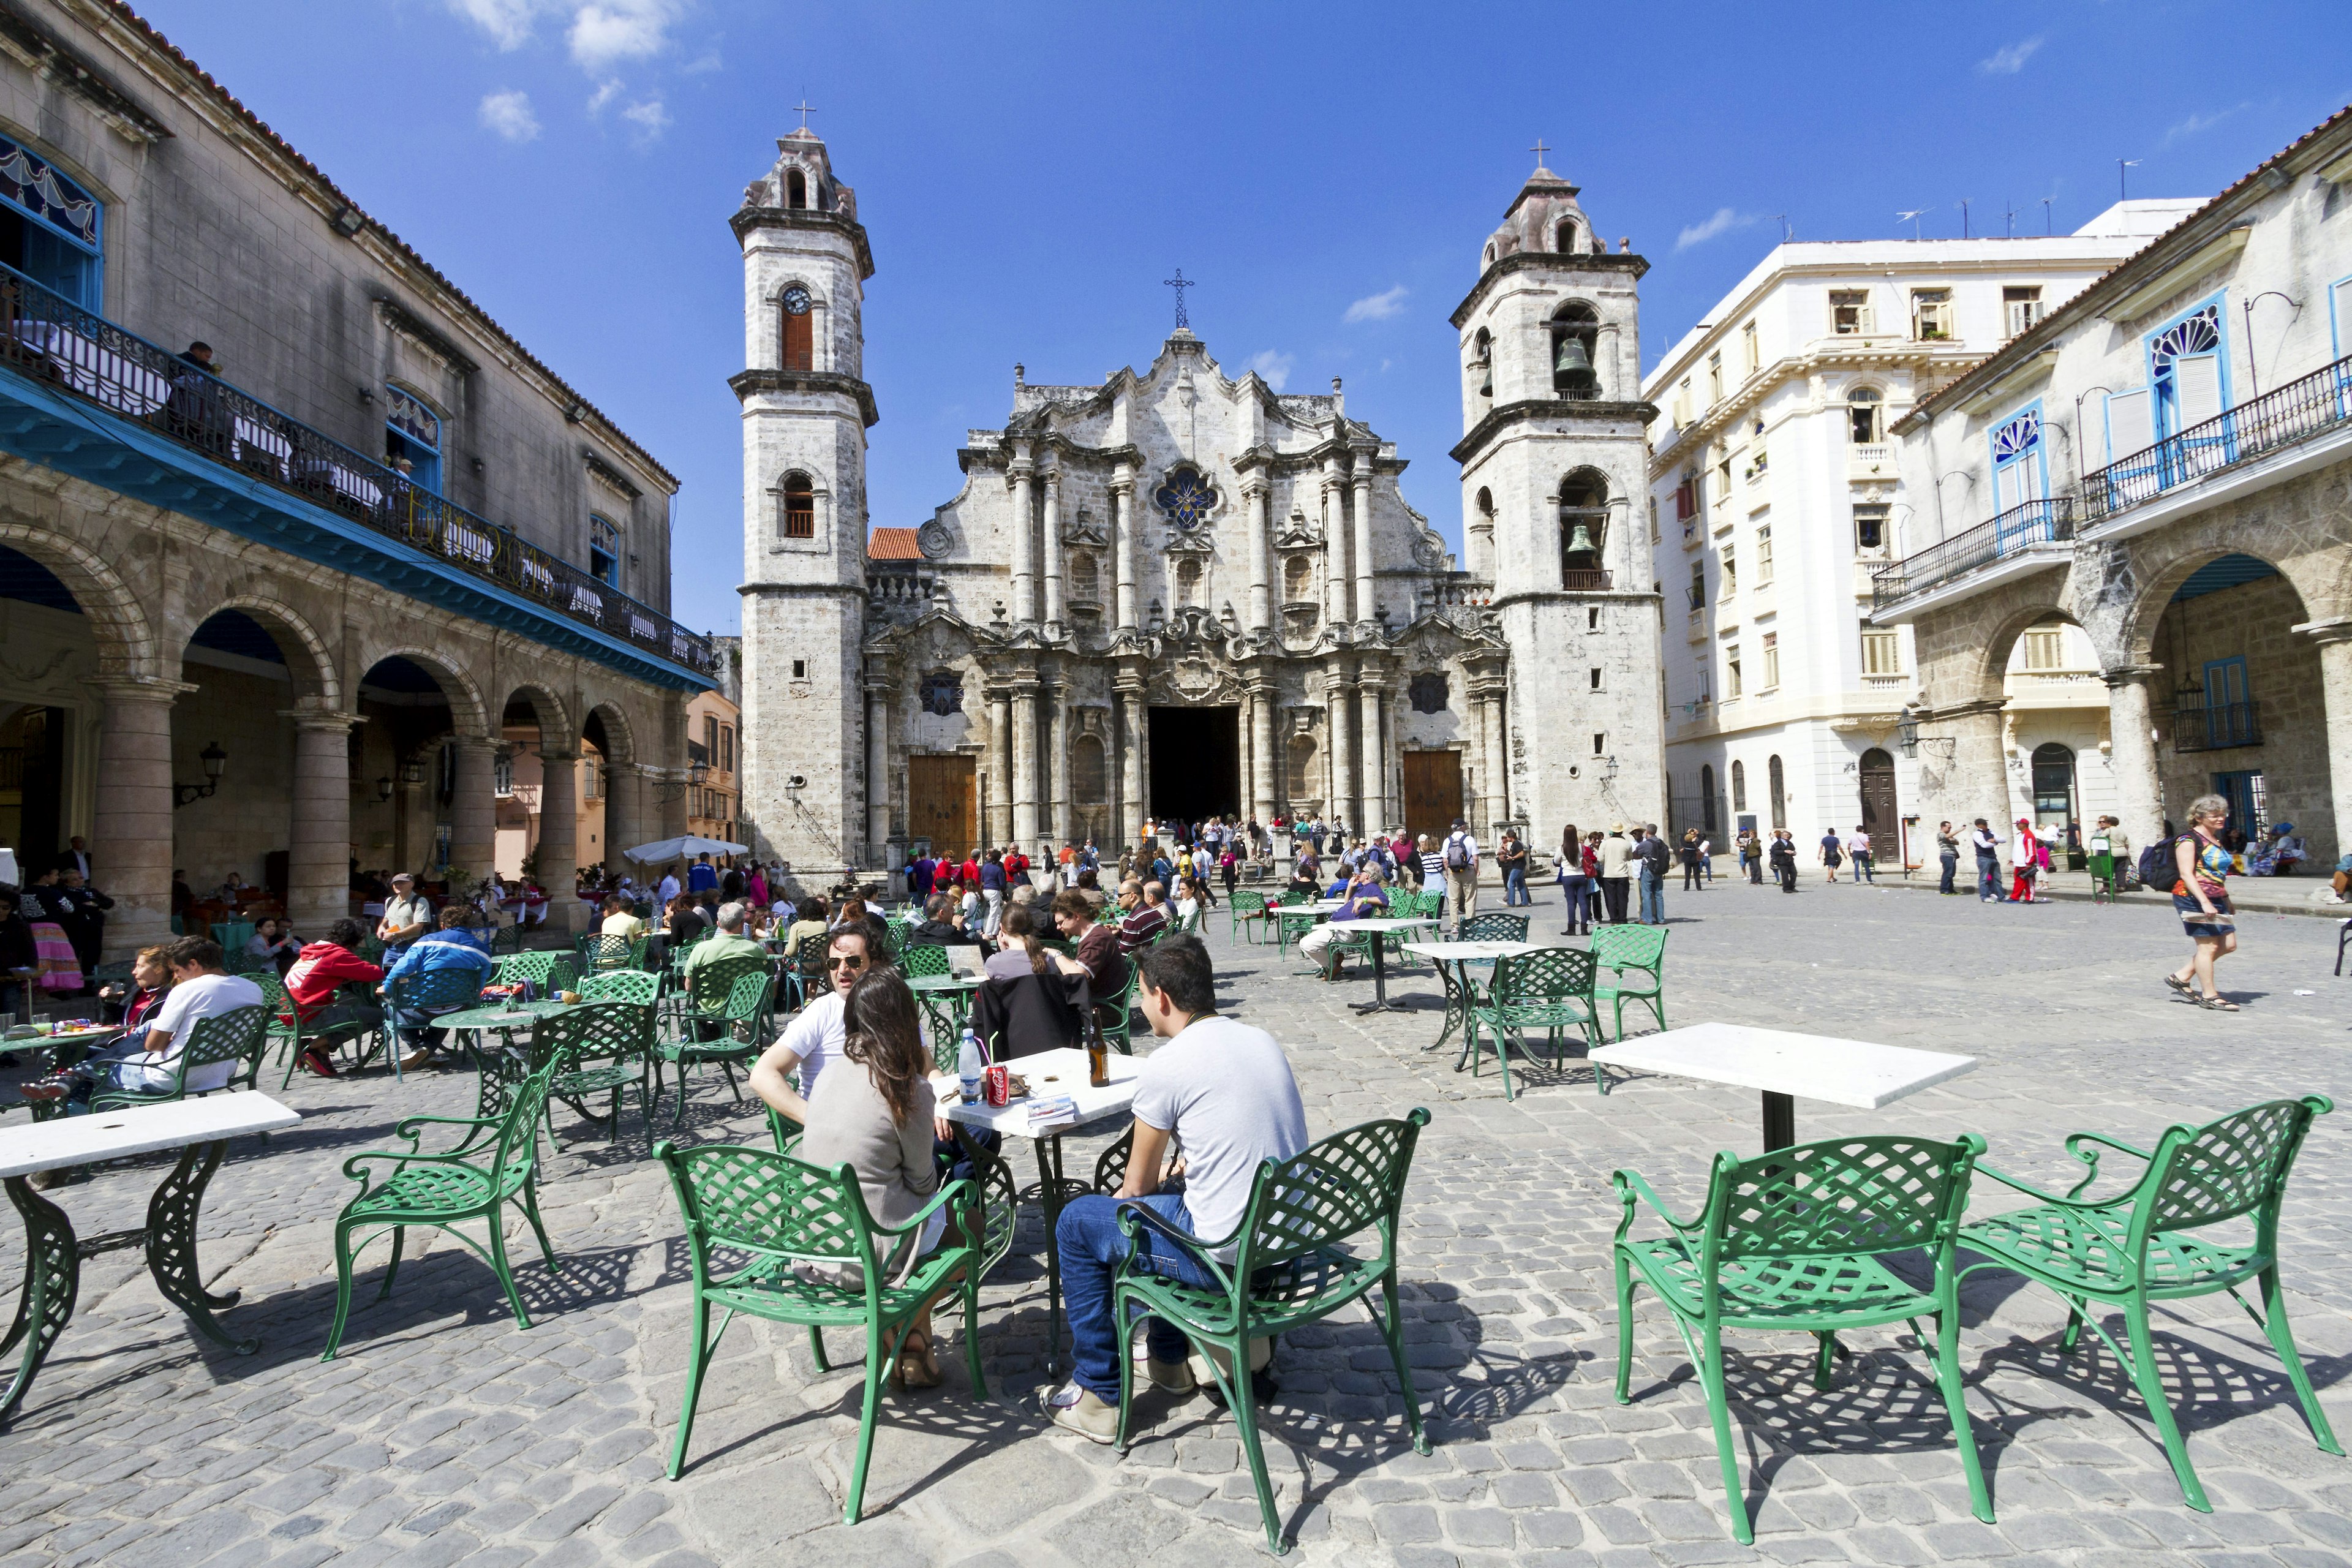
[1153,464,1218,527]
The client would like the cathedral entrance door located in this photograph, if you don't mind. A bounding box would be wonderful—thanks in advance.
[1403,750,1464,843]
[1147,706,1239,827]
[1858,747,1901,866]
[908,753,977,862]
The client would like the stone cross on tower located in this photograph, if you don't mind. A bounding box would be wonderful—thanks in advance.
[1163,268,1193,330]
[1529,138,1551,173]
[793,99,816,132]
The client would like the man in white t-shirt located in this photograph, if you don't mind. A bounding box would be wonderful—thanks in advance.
[72,937,262,1101]
[1046,934,1310,1442]
[748,925,872,1121]
[1843,826,1875,884]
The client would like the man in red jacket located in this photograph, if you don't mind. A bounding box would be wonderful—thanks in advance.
[281,918,385,1077]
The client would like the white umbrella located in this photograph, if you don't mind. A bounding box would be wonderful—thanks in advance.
[623,834,748,864]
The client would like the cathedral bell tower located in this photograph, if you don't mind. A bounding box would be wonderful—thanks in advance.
[1450,152,1664,836]
[733,127,880,870]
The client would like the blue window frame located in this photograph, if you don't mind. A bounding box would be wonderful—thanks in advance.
[0,134,101,308]
[384,385,441,494]
[2200,655,2256,749]
[589,514,620,588]
[2146,293,2233,479]
[2210,768,2264,836]
[2329,271,2352,418]
[1988,401,2047,516]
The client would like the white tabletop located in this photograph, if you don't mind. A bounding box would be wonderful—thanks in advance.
[1340,916,1439,934]
[1586,1022,1976,1110]
[0,1092,302,1178]
[1403,940,1540,960]
[932,1047,1141,1138]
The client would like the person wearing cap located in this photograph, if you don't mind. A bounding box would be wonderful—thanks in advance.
[376,873,431,952]
[1439,817,1480,933]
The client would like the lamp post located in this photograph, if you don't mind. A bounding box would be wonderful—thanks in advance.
[2239,291,2301,397]
[2071,385,2117,492]
[173,740,228,807]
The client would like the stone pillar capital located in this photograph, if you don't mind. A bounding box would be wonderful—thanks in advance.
[1917,696,2007,723]
[540,748,582,764]
[281,703,364,733]
[2293,616,2352,646]
[92,676,195,705]
[2098,663,2166,689]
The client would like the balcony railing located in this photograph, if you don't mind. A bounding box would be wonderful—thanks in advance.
[2173,700,2263,753]
[2084,354,2352,522]
[1871,496,2074,612]
[1562,569,1613,591]
[0,265,715,679]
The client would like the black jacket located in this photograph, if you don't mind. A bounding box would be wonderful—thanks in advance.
[968,970,1093,1062]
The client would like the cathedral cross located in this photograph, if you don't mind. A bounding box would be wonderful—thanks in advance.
[794,99,816,132]
[1529,138,1550,168]
[1163,268,1193,330]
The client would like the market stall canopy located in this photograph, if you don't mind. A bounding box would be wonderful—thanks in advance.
[622,835,748,865]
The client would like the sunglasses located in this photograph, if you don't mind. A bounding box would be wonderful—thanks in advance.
[827,955,868,971]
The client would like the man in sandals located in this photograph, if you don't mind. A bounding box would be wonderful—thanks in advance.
[1045,936,1308,1441]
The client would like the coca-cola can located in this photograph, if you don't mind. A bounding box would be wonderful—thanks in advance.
[984,1064,1011,1107]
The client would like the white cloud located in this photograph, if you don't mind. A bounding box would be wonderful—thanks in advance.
[570,0,680,74]
[1674,207,1759,251]
[586,78,623,114]
[2163,104,2247,148]
[622,97,671,139]
[1343,285,1408,324]
[1245,350,1295,391]
[448,0,547,50]
[478,88,541,141]
[1978,36,2043,75]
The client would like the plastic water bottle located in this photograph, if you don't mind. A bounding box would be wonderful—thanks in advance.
[957,1030,983,1104]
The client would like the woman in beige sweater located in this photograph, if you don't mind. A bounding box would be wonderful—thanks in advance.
[764,966,949,1387]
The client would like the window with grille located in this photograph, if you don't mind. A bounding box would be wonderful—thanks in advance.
[2003,285,2045,339]
[1861,629,1901,676]
[782,473,815,538]
[1853,504,1889,554]
[1849,388,1883,443]
[1830,290,1872,335]
[1761,631,1779,690]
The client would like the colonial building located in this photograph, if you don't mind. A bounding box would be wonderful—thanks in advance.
[734,135,1664,868]
[0,0,714,956]
[1642,205,2197,862]
[1879,104,2352,865]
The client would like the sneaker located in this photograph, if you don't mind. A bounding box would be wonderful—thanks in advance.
[1145,1357,1196,1394]
[1043,1380,1119,1444]
[301,1049,341,1079]
[399,1049,435,1072]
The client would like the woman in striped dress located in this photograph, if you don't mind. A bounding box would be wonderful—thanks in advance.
[18,870,83,994]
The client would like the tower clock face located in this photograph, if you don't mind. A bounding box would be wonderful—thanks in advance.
[782,285,812,315]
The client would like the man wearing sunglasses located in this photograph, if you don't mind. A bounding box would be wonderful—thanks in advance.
[748,925,873,1124]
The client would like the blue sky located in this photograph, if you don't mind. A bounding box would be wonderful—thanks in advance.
[141,1,2351,637]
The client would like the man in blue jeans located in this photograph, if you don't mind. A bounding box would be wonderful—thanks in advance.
[1046,935,1309,1440]
[1970,818,2006,902]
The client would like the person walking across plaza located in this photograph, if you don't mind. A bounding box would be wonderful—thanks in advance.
[1845,825,1875,884]
[1635,824,1668,925]
[1599,824,1634,924]
[1441,818,1479,934]
[1817,827,1842,884]
[1769,829,1798,893]
[2166,794,2240,1011]
[1936,821,1961,894]
[2009,819,2040,904]
[1556,823,1592,937]
[1738,826,1762,884]
[1679,829,1703,892]
[1046,936,1309,1439]
[1498,831,1531,907]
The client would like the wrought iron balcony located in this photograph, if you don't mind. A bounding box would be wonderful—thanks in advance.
[1871,496,2074,612]
[0,264,715,684]
[2172,700,2262,753]
[1562,569,1613,591]
[2084,353,2352,522]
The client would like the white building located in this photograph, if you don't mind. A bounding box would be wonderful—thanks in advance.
[1641,203,2197,864]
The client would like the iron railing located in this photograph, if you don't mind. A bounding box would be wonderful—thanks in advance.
[1563,569,1613,591]
[0,265,715,678]
[2083,353,2352,521]
[1871,496,2074,612]
[2172,700,2263,753]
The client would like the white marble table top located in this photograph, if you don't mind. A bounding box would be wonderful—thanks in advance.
[0,1092,301,1178]
[931,1047,1141,1138]
[1338,916,1440,934]
[1403,940,1540,961]
[1586,1022,1977,1110]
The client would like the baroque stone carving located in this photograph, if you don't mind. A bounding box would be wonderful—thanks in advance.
[1408,671,1450,714]
[916,519,954,559]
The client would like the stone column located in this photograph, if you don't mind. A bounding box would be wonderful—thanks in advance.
[1011,680,1041,850]
[2101,665,2166,853]
[987,692,1014,848]
[284,708,358,936]
[604,760,643,870]
[1351,454,1376,629]
[1113,468,1138,631]
[2297,619,2352,865]
[1327,666,1357,832]
[1048,687,1072,847]
[1041,467,1065,630]
[445,734,497,879]
[1482,693,1510,827]
[1009,447,1036,624]
[537,749,584,930]
[866,680,892,864]
[1321,456,1350,628]
[1245,478,1272,633]
[1917,698,2010,840]
[1118,681,1146,846]
[1251,686,1277,824]
[393,774,424,875]
[92,680,179,962]
[1359,680,1386,829]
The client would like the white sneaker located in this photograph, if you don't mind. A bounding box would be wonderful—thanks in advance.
[1043,1380,1119,1444]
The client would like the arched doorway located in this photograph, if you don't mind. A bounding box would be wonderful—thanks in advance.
[356,656,461,880]
[1699,764,1717,832]
[1858,748,1899,864]
[2030,742,2077,829]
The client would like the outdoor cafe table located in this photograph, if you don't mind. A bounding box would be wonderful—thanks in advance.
[1273,900,1348,955]
[1401,939,1539,1055]
[1334,915,1440,1014]
[0,1091,301,1422]
[1586,1022,1977,1152]
[932,1045,1142,1374]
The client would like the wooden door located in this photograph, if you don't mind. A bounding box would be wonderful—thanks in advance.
[1402,750,1463,842]
[908,754,976,862]
[1857,748,1899,864]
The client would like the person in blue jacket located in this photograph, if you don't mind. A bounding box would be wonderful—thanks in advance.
[385,904,496,1069]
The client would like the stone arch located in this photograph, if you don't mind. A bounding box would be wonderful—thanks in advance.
[179,594,339,706]
[582,697,639,765]
[363,645,490,736]
[2117,536,2324,666]
[0,519,158,679]
[501,680,574,744]
[1973,600,2086,698]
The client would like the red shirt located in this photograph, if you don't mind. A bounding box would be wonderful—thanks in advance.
[1006,853,1029,881]
[961,857,981,887]
[283,940,385,1022]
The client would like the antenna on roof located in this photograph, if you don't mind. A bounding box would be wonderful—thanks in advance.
[2041,196,2053,235]
[1773,214,1791,242]
[1957,198,1972,239]
[2118,158,2141,201]
[1895,208,1928,239]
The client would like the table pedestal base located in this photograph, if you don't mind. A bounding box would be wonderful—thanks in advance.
[1351,943,1408,1015]
[1762,1091,1795,1153]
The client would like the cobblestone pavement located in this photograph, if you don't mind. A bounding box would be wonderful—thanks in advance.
[6,880,2352,1568]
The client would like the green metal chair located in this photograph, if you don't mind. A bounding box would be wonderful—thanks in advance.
[374,968,488,1082]
[493,951,581,995]
[1593,923,1668,1040]
[1457,911,1529,943]
[898,943,949,978]
[1957,1095,2341,1511]
[658,971,774,1126]
[530,1000,653,1152]
[655,1140,987,1519]
[1613,1134,1994,1544]
[2087,850,2119,903]
[1464,948,1605,1101]
[89,1004,269,1112]
[1091,962,1139,1055]
[579,969,660,1007]
[576,932,633,972]
[321,1063,561,1360]
[1112,1109,1433,1555]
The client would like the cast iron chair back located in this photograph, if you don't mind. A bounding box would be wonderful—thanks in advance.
[580,970,660,1006]
[529,1001,648,1079]
[93,1003,269,1109]
[1458,911,1529,942]
[380,968,487,1079]
[494,951,581,993]
[898,943,949,978]
[685,953,768,1020]
[578,932,638,971]
[1702,1135,1979,1279]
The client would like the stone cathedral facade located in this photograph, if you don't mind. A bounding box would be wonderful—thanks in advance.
[736,128,1664,872]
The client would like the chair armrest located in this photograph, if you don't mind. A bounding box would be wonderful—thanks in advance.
[1611,1169,1700,1240]
[1114,1199,1238,1298]
[337,1145,486,1184]
[1972,1159,2107,1209]
[393,1112,496,1139]
[2059,1131,2154,1199]
[869,1176,978,1238]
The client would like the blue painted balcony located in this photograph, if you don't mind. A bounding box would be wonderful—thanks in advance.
[0,265,714,689]
[2082,352,2352,527]
[1871,497,2075,616]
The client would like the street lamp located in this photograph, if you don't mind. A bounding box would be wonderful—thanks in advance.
[173,740,228,807]
[375,775,394,804]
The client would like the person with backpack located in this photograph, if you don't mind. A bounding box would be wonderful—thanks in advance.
[1440,818,1480,933]
[2162,794,2240,1011]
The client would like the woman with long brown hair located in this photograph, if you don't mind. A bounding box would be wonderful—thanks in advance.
[1556,824,1591,937]
[984,902,1050,978]
[783,966,951,1386]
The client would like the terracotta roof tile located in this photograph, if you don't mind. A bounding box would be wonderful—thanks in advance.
[868,527,922,560]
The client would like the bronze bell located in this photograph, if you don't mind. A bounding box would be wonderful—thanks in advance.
[1564,520,1599,557]
[1477,367,1493,398]
[1554,334,1598,393]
